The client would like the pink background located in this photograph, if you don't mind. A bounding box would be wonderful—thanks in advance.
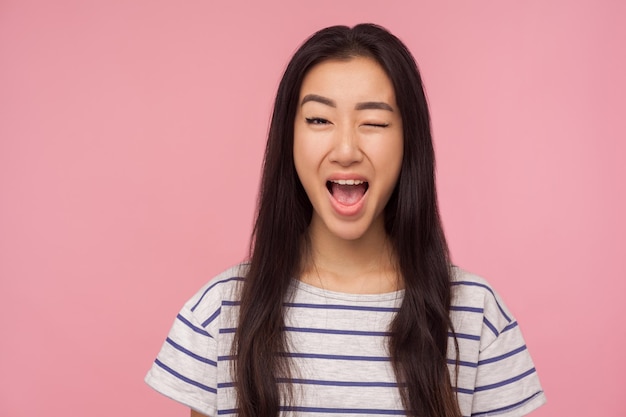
[1,1,624,416]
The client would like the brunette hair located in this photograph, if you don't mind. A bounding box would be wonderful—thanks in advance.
[234,23,460,417]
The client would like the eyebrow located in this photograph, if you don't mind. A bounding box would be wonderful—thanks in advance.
[355,101,394,112]
[301,94,394,112]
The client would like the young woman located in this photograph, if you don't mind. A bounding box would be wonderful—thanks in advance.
[145,24,546,417]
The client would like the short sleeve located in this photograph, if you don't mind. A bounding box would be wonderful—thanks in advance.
[145,303,219,416]
[470,284,546,416]
[145,266,245,416]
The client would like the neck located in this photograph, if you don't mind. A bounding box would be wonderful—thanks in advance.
[299,216,401,294]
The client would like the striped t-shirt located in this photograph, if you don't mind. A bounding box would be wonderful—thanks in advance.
[145,264,546,417]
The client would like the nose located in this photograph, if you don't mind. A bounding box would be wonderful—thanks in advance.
[328,125,363,166]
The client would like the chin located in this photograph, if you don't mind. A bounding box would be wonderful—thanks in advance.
[325,217,379,242]
[330,229,368,241]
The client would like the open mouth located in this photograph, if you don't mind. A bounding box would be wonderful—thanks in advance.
[326,179,369,206]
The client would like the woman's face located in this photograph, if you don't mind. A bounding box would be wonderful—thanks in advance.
[293,56,403,242]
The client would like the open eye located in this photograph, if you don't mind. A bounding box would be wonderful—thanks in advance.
[305,117,331,125]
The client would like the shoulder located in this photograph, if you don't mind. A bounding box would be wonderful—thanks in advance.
[450,266,517,347]
[450,267,513,319]
[450,266,499,295]
[449,267,547,415]
[180,263,247,331]
[187,263,247,303]
[145,263,248,416]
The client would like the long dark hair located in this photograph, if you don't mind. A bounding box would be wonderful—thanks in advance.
[234,23,460,417]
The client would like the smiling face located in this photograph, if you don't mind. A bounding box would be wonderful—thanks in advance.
[293,56,404,243]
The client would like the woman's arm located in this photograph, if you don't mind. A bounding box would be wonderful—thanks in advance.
[190,410,209,417]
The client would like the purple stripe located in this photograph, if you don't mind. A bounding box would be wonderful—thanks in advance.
[502,321,518,333]
[455,386,475,395]
[447,359,478,368]
[190,276,244,312]
[283,326,391,337]
[202,307,221,327]
[154,358,216,393]
[452,332,481,341]
[220,327,236,334]
[475,367,536,392]
[166,337,217,366]
[284,302,399,313]
[217,408,238,415]
[478,345,527,366]
[176,314,212,338]
[451,306,484,313]
[281,406,405,415]
[483,317,499,337]
[472,391,544,417]
[452,281,512,322]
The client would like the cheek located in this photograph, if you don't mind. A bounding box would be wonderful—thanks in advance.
[293,131,316,187]
[369,136,403,171]
[293,130,326,171]
[292,124,305,170]
[293,137,306,172]
[377,137,404,193]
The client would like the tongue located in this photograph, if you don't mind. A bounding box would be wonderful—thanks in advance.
[331,183,367,205]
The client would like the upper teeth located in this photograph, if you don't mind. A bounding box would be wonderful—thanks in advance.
[331,179,364,185]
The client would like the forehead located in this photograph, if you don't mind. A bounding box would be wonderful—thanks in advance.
[299,57,396,104]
